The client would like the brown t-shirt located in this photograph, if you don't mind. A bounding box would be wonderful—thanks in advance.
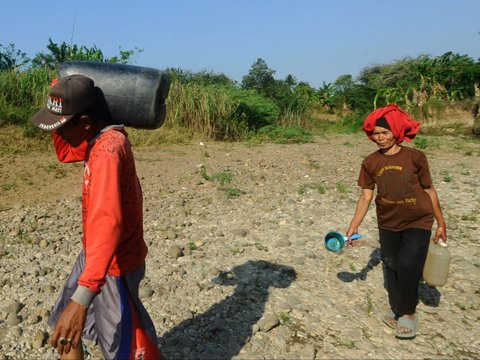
[358,146,434,231]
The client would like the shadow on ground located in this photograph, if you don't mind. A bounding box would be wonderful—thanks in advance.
[158,260,297,359]
[336,248,382,282]
[336,247,441,307]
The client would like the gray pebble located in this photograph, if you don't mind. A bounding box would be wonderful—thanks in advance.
[166,230,177,239]
[139,286,154,298]
[167,245,183,259]
[231,228,248,237]
[4,301,22,314]
[6,313,21,326]
[257,314,280,332]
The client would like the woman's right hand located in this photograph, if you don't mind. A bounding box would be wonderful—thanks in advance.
[346,227,359,246]
[346,188,373,247]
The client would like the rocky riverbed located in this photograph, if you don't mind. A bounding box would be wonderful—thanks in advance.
[0,133,479,359]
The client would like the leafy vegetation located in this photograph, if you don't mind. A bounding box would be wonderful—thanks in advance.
[199,166,242,197]
[187,242,198,251]
[298,183,326,195]
[277,312,292,324]
[31,38,142,69]
[1,39,479,152]
[336,182,348,193]
[413,137,430,149]
[254,125,313,144]
[0,43,30,71]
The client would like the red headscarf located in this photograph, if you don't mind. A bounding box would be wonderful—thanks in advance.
[362,104,420,144]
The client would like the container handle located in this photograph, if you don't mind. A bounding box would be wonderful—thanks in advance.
[343,234,362,241]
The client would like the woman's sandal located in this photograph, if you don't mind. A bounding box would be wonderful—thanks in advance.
[381,311,398,329]
[394,315,418,339]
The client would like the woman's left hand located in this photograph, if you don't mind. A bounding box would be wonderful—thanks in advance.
[434,226,447,243]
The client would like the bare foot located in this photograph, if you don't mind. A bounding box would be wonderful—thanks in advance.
[384,314,397,328]
[382,311,398,329]
[397,314,416,334]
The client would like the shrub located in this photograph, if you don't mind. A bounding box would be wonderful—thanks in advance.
[414,137,429,149]
[0,68,56,145]
[330,112,366,134]
[0,68,55,126]
[224,87,279,130]
[254,125,313,144]
[166,81,248,140]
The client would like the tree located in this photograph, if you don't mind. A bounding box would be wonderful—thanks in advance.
[31,38,141,69]
[359,58,421,108]
[330,74,375,113]
[284,74,297,89]
[358,53,480,109]
[167,68,236,87]
[428,52,479,100]
[317,82,334,111]
[0,43,30,71]
[241,58,277,98]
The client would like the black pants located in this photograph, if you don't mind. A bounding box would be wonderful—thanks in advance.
[379,228,431,316]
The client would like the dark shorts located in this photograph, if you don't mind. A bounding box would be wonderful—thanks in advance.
[48,252,160,359]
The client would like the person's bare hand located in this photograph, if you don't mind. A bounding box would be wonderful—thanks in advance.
[49,300,87,355]
[346,227,359,246]
[434,226,447,244]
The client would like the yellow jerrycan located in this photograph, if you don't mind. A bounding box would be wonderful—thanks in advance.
[423,239,451,286]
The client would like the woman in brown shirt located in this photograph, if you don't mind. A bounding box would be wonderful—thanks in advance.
[346,104,447,339]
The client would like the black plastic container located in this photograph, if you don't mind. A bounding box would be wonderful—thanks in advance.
[58,61,170,129]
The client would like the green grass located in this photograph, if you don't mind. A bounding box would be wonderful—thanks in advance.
[338,339,357,349]
[414,137,430,149]
[187,242,198,251]
[200,166,235,183]
[298,183,326,195]
[461,214,477,221]
[0,68,54,115]
[366,290,374,315]
[328,112,365,134]
[200,166,243,197]
[209,170,235,186]
[16,229,30,243]
[223,187,242,197]
[308,160,320,170]
[440,170,453,182]
[1,182,16,191]
[43,163,68,179]
[277,312,292,324]
[336,182,348,193]
[253,125,314,144]
[455,302,478,311]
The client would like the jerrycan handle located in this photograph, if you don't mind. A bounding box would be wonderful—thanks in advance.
[437,239,448,247]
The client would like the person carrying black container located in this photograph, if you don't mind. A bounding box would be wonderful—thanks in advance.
[31,75,161,359]
[345,104,447,340]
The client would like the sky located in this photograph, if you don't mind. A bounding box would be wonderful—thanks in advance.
[2,0,480,88]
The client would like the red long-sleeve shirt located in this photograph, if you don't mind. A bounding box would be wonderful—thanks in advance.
[53,125,147,295]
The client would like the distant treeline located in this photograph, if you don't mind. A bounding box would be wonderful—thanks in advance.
[1,39,479,141]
